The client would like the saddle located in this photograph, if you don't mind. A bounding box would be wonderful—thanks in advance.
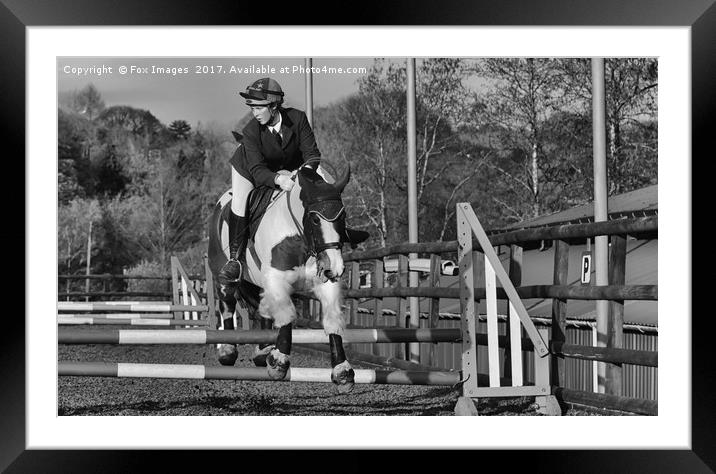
[246,185,278,241]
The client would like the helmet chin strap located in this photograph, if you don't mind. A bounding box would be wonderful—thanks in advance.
[268,107,280,127]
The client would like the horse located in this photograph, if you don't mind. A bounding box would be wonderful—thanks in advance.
[207,162,367,393]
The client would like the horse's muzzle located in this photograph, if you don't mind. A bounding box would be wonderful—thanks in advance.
[317,250,344,283]
[323,270,339,282]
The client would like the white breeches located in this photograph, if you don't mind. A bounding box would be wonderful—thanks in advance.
[231,169,254,216]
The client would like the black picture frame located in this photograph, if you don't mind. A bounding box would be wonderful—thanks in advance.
[6,0,713,471]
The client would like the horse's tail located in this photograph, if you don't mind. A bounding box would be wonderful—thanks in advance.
[207,189,263,311]
[207,190,232,279]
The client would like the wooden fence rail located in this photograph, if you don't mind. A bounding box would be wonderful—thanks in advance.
[342,285,657,301]
[343,216,657,261]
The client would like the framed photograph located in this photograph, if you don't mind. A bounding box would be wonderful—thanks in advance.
[8,0,713,470]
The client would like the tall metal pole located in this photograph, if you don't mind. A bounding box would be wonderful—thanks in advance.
[591,58,609,393]
[406,58,420,363]
[305,58,314,127]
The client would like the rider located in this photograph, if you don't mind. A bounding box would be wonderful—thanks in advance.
[218,77,322,286]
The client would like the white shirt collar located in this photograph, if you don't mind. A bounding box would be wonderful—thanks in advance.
[268,111,282,135]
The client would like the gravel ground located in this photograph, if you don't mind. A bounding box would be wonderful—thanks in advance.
[58,327,605,416]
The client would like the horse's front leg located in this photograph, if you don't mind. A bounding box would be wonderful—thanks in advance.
[251,315,274,367]
[266,322,292,380]
[259,268,296,380]
[314,280,355,393]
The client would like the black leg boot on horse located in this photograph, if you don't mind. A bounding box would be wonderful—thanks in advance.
[216,210,249,366]
[329,334,355,393]
[216,298,239,366]
[267,323,292,380]
[251,316,274,367]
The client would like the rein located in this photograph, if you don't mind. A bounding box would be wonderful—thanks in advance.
[286,186,311,253]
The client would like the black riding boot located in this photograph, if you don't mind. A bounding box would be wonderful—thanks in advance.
[218,211,249,285]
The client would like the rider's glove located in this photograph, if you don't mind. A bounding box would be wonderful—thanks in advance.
[274,174,294,192]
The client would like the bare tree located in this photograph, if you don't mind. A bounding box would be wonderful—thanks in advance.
[72,84,105,120]
[472,58,567,219]
[58,198,102,275]
[560,58,658,194]
[316,58,480,244]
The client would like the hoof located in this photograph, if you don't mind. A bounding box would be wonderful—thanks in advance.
[217,344,238,366]
[252,344,275,367]
[331,361,355,393]
[266,349,290,380]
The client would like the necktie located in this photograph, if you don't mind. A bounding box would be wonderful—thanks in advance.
[272,129,282,147]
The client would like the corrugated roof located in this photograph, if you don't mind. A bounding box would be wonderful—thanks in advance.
[497,184,658,231]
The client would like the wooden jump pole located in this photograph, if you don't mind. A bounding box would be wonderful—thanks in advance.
[58,327,462,345]
[57,302,208,313]
[57,317,208,326]
[59,362,461,385]
[58,313,174,319]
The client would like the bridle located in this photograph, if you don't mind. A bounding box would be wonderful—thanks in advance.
[304,196,345,255]
[283,165,345,258]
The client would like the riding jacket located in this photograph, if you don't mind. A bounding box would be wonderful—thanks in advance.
[230,107,321,187]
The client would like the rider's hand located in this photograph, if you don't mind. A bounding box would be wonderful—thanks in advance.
[275,174,294,192]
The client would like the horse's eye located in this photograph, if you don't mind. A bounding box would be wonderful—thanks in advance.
[311,215,321,225]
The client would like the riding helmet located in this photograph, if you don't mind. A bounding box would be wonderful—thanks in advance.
[240,78,284,106]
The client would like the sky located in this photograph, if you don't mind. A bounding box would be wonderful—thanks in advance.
[57,57,389,130]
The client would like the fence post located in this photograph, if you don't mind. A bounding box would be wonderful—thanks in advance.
[457,205,479,403]
[204,256,217,331]
[607,234,627,395]
[505,244,523,380]
[428,254,441,367]
[395,254,408,360]
[551,240,570,389]
[170,257,181,322]
[372,259,384,358]
[472,249,485,373]
[349,261,360,326]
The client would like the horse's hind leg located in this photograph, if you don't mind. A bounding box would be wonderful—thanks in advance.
[314,280,355,393]
[251,311,274,367]
[216,290,239,366]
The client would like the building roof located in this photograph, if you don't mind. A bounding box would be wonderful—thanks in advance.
[496,184,658,232]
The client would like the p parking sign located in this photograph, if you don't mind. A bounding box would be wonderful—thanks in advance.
[580,251,592,285]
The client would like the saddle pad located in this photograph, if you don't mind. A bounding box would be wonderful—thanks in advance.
[247,185,279,241]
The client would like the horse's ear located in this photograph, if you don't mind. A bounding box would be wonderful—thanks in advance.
[334,164,351,194]
[342,228,369,249]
